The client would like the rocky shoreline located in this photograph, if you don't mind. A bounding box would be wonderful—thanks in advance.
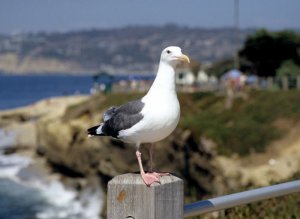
[0,96,104,218]
[1,94,300,218]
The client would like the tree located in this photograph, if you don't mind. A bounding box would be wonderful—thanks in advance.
[239,29,300,77]
[189,57,201,77]
[206,59,234,77]
[276,60,300,77]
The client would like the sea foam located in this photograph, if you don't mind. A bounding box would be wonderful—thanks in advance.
[0,129,103,219]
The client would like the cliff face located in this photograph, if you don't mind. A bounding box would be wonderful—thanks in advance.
[0,53,85,74]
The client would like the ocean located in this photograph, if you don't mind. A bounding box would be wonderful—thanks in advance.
[0,75,94,110]
[0,75,103,219]
[0,74,155,110]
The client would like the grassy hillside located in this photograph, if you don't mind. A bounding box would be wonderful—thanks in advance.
[180,90,300,156]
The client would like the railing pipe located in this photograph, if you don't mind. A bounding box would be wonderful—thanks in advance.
[184,180,300,218]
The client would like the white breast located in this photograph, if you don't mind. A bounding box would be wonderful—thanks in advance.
[118,94,180,144]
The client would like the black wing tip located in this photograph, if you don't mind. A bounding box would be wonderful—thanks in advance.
[87,125,105,137]
[87,125,97,134]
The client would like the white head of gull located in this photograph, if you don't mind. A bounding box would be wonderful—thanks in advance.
[88,46,190,186]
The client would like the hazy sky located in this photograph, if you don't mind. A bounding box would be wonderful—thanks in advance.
[1,0,300,34]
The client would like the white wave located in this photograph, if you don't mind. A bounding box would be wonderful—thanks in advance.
[0,153,32,179]
[0,129,17,149]
[0,132,103,219]
[0,153,103,219]
[0,153,31,167]
[35,181,103,219]
[0,128,103,219]
[0,129,29,179]
[77,183,103,219]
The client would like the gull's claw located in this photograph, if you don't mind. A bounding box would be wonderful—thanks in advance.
[141,172,161,186]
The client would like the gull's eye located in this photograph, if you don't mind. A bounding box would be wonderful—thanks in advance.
[166,50,171,54]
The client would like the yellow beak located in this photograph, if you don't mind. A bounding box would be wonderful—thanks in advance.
[177,54,190,63]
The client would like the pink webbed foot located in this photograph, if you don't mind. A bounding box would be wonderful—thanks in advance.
[136,149,169,186]
[150,172,170,178]
[141,172,161,186]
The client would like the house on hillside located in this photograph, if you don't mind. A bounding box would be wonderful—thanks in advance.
[196,70,209,84]
[176,67,219,91]
[90,72,114,94]
[176,69,195,86]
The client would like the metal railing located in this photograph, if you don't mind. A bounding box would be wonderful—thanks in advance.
[184,180,300,218]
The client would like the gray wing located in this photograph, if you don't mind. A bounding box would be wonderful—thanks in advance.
[103,106,117,122]
[101,99,145,137]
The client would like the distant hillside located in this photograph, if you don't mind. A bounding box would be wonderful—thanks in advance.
[0,25,255,74]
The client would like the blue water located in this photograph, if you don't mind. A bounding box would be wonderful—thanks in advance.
[0,75,93,110]
[0,179,48,219]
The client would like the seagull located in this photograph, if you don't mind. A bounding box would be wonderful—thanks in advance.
[87,46,190,186]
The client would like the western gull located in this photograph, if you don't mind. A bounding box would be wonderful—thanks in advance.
[87,46,190,186]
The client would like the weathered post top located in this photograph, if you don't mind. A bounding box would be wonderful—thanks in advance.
[108,173,183,219]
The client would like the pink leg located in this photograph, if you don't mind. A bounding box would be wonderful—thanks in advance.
[136,150,160,186]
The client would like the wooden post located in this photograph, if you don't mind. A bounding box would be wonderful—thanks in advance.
[267,77,273,90]
[297,76,300,90]
[108,173,183,219]
[253,77,259,89]
[282,76,288,90]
